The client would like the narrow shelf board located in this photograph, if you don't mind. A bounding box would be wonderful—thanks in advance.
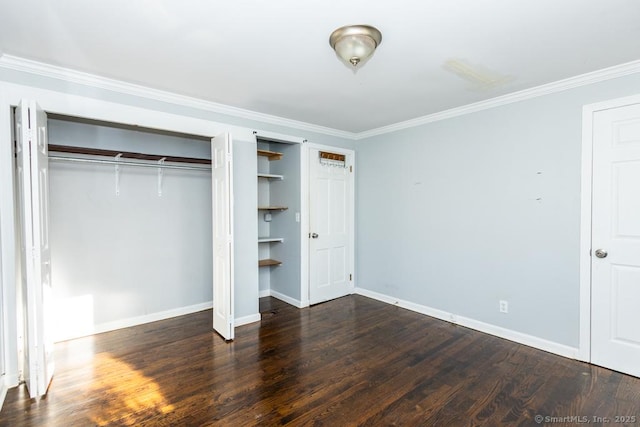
[48,144,211,164]
[257,173,284,180]
[259,259,282,267]
[258,237,284,243]
[257,149,283,161]
[258,206,288,211]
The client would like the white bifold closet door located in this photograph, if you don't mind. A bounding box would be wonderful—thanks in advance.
[211,133,234,341]
[15,100,55,398]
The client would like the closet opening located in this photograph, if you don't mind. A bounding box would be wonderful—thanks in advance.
[256,136,303,305]
[14,111,214,344]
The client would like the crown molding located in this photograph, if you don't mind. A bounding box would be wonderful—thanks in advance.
[0,54,356,140]
[356,59,640,140]
[2,54,640,142]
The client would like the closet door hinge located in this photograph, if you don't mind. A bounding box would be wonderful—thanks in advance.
[350,165,353,173]
[349,273,352,281]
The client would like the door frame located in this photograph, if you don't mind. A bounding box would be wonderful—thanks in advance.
[0,81,256,389]
[303,143,355,307]
[253,130,309,307]
[0,85,19,392]
[579,92,640,363]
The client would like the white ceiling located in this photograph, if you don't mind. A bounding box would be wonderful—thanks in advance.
[1,0,639,133]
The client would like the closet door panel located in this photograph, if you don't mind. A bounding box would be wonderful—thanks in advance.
[211,133,234,340]
[15,99,54,399]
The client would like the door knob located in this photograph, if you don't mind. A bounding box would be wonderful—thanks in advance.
[595,249,608,258]
[311,233,319,239]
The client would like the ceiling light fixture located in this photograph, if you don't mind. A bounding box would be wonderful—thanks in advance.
[329,25,382,72]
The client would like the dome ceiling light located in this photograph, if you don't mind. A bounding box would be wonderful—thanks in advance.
[329,25,382,72]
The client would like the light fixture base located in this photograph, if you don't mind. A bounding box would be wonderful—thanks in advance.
[329,25,382,71]
[329,25,382,50]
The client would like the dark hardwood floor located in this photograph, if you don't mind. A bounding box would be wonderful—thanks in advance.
[1,296,639,426]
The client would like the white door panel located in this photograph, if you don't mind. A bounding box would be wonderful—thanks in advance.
[211,133,234,341]
[15,102,36,397]
[16,100,54,398]
[309,149,353,304]
[592,103,640,377]
[33,107,54,395]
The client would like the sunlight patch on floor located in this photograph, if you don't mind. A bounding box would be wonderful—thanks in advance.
[90,353,175,426]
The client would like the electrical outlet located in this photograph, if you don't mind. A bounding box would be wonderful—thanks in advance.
[499,300,509,313]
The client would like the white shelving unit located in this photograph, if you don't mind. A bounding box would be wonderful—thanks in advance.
[258,147,285,268]
[255,136,303,301]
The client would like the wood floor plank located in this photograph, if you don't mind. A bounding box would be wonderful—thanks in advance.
[1,295,639,426]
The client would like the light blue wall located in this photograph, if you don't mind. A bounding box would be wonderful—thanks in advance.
[356,73,640,347]
[270,142,302,300]
[6,60,640,352]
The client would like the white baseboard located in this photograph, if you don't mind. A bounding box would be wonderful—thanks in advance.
[0,375,7,412]
[269,290,304,308]
[0,372,15,411]
[259,289,271,298]
[354,287,580,360]
[5,373,18,388]
[55,301,214,342]
[56,301,264,342]
[235,313,261,327]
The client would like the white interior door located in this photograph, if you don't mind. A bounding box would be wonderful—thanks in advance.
[15,100,54,398]
[591,103,640,377]
[309,148,353,305]
[211,133,234,341]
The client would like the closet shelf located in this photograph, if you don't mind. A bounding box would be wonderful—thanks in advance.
[48,144,211,165]
[259,259,282,267]
[257,173,284,180]
[258,237,284,243]
[258,206,288,211]
[257,149,283,161]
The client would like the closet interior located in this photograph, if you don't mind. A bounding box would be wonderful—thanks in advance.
[257,138,302,300]
[33,114,214,341]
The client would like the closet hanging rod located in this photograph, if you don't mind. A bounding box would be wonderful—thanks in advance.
[48,144,211,165]
[49,155,211,172]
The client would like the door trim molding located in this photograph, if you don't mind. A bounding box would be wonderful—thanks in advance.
[580,92,640,363]
[0,86,19,392]
[304,143,356,306]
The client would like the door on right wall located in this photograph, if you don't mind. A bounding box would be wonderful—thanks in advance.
[309,148,354,305]
[591,103,640,378]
